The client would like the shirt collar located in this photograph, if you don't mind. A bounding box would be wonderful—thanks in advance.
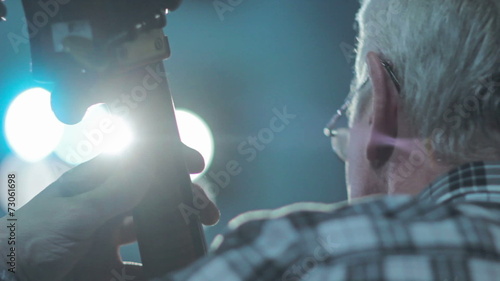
[416,161,500,205]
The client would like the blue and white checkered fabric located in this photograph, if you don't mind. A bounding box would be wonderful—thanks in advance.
[164,162,500,281]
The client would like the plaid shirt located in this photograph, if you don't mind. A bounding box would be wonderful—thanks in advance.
[161,161,500,281]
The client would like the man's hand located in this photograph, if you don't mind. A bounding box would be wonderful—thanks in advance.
[1,145,219,281]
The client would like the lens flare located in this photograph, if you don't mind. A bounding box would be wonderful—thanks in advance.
[4,88,65,162]
[54,104,134,165]
[175,109,214,180]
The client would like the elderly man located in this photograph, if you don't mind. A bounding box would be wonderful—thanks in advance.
[2,0,500,280]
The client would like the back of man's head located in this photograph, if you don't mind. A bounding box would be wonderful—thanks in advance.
[354,0,500,165]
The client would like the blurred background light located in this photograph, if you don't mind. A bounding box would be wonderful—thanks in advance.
[100,116,133,155]
[54,104,134,165]
[4,88,65,162]
[175,108,214,180]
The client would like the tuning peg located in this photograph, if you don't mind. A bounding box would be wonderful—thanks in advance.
[0,1,6,21]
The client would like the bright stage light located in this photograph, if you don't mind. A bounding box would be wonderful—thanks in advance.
[100,117,133,155]
[175,109,214,181]
[4,88,65,162]
[54,104,134,165]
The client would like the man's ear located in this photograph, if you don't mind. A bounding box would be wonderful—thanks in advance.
[365,52,400,168]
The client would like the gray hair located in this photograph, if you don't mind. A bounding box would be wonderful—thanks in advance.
[352,0,500,164]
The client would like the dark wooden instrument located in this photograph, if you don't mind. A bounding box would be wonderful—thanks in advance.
[19,0,207,279]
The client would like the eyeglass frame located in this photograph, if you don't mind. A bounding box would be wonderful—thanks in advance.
[324,60,401,160]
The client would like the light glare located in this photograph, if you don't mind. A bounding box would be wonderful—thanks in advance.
[54,104,134,165]
[175,109,215,181]
[4,88,65,162]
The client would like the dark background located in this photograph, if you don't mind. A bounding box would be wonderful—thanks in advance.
[0,0,359,262]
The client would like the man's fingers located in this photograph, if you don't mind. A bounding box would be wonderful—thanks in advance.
[116,186,220,245]
[115,187,219,247]
[40,155,122,198]
[42,144,202,201]
[47,146,211,228]
[76,159,155,223]
[193,184,220,226]
[183,144,205,174]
